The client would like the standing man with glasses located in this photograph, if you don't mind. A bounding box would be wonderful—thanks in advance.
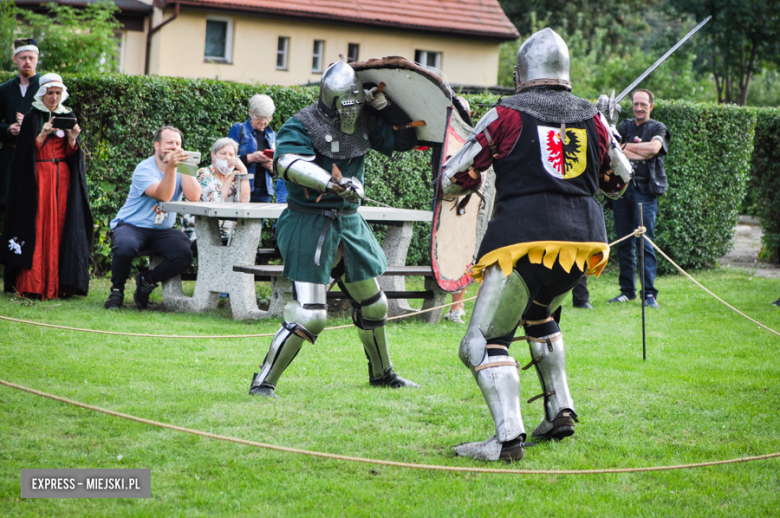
[608,89,670,309]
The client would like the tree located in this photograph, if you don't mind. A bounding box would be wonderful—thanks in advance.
[0,1,18,72]
[498,0,661,53]
[666,0,780,105]
[19,1,122,74]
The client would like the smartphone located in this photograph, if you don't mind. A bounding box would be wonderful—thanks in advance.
[52,117,77,130]
[263,149,275,159]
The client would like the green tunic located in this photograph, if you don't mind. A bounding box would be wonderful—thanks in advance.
[0,73,40,207]
[275,114,395,284]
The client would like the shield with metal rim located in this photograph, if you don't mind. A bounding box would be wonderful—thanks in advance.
[350,56,492,296]
[431,107,495,293]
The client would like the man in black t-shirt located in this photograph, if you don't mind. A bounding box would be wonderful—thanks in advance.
[608,89,670,309]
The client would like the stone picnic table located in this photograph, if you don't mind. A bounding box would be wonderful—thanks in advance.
[157,201,434,320]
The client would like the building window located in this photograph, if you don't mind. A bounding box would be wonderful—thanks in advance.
[415,50,441,69]
[347,43,359,63]
[205,16,233,62]
[312,39,325,73]
[277,36,289,70]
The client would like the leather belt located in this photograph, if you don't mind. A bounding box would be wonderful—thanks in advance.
[37,158,61,163]
[287,202,357,266]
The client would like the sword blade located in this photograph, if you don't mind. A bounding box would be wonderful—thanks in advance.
[361,196,417,217]
[615,15,712,104]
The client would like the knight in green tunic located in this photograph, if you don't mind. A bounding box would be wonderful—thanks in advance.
[249,60,420,398]
[0,38,40,210]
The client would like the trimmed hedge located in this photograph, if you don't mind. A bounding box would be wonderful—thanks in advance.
[0,72,433,272]
[750,108,780,263]
[646,100,756,273]
[0,72,769,275]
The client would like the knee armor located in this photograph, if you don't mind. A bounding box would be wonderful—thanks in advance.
[250,282,327,394]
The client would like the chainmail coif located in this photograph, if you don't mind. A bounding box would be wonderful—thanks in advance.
[294,104,376,160]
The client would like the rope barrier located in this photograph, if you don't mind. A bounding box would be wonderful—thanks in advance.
[2,378,778,475]
[0,225,776,341]
[0,296,478,339]
[644,235,780,338]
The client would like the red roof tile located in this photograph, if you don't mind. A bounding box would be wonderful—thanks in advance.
[159,0,520,41]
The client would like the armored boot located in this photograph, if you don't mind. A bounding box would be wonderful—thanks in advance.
[249,282,327,398]
[345,277,419,388]
[454,266,530,461]
[522,316,578,441]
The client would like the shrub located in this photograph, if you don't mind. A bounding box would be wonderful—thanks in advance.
[0,72,764,274]
[750,108,780,263]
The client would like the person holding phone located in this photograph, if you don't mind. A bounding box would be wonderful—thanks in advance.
[2,73,93,300]
[228,94,287,204]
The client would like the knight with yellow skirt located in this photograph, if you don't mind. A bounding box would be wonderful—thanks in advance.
[442,28,631,462]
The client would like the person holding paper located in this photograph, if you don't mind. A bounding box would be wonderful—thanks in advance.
[1,73,92,300]
[104,126,201,310]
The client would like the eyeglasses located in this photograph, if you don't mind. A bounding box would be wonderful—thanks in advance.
[632,102,651,108]
[250,114,271,123]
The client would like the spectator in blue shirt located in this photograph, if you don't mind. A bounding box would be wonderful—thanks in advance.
[228,94,286,204]
[104,126,202,310]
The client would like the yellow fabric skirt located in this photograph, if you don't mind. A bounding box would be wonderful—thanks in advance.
[469,241,610,283]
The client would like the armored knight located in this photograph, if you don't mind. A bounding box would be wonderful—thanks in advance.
[249,60,419,398]
[442,28,631,461]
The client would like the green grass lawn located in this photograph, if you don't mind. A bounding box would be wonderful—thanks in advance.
[1,266,779,517]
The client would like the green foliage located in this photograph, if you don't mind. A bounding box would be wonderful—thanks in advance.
[747,70,780,107]
[498,0,658,53]
[665,0,780,105]
[0,72,765,274]
[0,1,17,72]
[19,1,122,74]
[498,21,715,104]
[749,107,780,263]
[646,100,755,273]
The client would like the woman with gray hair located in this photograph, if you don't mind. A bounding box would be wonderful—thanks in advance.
[228,94,286,204]
[182,137,249,244]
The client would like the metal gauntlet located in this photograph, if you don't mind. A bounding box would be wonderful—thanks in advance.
[275,154,338,193]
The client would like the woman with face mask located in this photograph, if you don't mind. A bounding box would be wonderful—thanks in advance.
[182,137,249,245]
[1,72,93,300]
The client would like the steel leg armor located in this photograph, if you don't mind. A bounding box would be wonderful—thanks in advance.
[522,292,578,440]
[341,277,419,388]
[454,265,529,461]
[249,282,328,397]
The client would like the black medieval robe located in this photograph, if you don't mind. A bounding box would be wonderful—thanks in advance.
[1,107,93,295]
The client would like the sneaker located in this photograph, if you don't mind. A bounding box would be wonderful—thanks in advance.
[104,289,124,310]
[608,294,636,303]
[644,296,660,309]
[444,307,466,324]
[772,298,780,307]
[133,272,158,309]
[369,367,420,388]
[573,301,594,310]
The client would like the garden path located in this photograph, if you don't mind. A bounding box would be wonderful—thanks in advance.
[718,216,780,279]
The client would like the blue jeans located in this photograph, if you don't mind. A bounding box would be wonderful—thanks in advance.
[612,182,658,299]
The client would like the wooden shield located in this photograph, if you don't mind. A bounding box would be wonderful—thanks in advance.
[430,107,493,293]
[351,57,470,146]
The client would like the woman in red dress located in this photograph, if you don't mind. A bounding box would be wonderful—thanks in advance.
[2,73,92,300]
